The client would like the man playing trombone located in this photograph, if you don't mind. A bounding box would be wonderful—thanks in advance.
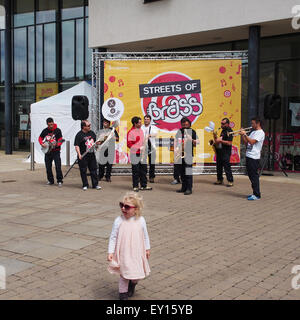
[213,118,234,187]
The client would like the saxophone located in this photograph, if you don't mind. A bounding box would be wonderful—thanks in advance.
[208,128,221,154]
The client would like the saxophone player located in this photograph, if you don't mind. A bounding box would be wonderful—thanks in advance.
[175,117,199,195]
[213,118,234,187]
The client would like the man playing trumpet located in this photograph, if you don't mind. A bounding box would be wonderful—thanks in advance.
[213,118,234,187]
[239,117,265,201]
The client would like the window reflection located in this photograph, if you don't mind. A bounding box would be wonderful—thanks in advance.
[36,25,43,82]
[44,23,56,81]
[62,0,84,20]
[28,26,35,82]
[14,0,34,27]
[85,18,92,78]
[0,30,4,84]
[62,21,75,80]
[36,0,58,24]
[14,28,27,83]
[76,19,84,79]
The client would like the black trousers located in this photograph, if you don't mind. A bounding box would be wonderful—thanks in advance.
[45,151,63,184]
[147,149,156,179]
[78,153,98,188]
[131,154,147,188]
[246,157,261,198]
[216,149,233,182]
[179,159,193,191]
[173,164,182,182]
[98,162,113,179]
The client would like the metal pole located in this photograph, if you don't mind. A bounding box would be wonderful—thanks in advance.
[30,142,35,171]
[66,140,70,166]
[248,26,261,124]
[98,48,107,130]
[4,0,12,154]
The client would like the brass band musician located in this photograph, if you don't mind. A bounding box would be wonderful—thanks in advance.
[213,118,234,187]
[175,117,199,195]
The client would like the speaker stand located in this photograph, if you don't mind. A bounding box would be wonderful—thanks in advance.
[259,152,288,177]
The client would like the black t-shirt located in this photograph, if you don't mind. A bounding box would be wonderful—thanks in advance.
[39,127,62,152]
[220,127,233,153]
[175,128,198,157]
[74,130,96,155]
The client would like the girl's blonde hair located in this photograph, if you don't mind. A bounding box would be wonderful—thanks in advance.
[122,192,144,217]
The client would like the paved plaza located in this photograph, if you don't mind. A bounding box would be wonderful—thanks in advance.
[0,151,300,300]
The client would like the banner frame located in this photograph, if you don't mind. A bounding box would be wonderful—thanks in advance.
[91,51,248,175]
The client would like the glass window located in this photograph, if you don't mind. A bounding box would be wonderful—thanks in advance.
[28,26,35,82]
[13,84,35,150]
[36,25,43,82]
[14,0,34,27]
[277,60,300,133]
[259,62,275,122]
[44,23,56,81]
[0,86,4,149]
[36,0,58,24]
[61,81,78,91]
[62,20,75,80]
[85,18,92,78]
[14,28,27,83]
[0,30,4,84]
[261,35,300,62]
[62,0,84,20]
[76,19,84,80]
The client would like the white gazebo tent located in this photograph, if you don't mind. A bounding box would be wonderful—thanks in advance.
[30,81,93,165]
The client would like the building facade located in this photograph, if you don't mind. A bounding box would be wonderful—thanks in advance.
[0,0,91,150]
[1,0,300,172]
[88,0,300,171]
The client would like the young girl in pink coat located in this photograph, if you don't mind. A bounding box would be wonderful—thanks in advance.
[107,192,150,300]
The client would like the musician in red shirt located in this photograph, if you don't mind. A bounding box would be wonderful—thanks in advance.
[127,117,152,192]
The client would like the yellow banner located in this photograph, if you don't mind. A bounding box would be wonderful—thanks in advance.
[104,60,242,164]
[36,82,58,102]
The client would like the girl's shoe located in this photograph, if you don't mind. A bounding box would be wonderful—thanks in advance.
[119,292,128,300]
[128,281,137,297]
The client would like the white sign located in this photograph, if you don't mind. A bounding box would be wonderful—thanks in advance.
[102,98,124,121]
[20,114,29,131]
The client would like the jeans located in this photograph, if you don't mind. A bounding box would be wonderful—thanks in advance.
[246,156,261,198]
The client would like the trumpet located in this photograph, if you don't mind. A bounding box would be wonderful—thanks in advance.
[228,127,252,137]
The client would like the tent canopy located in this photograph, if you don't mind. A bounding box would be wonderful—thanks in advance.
[30,81,93,165]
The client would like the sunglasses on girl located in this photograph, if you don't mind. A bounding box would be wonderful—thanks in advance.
[119,202,136,210]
